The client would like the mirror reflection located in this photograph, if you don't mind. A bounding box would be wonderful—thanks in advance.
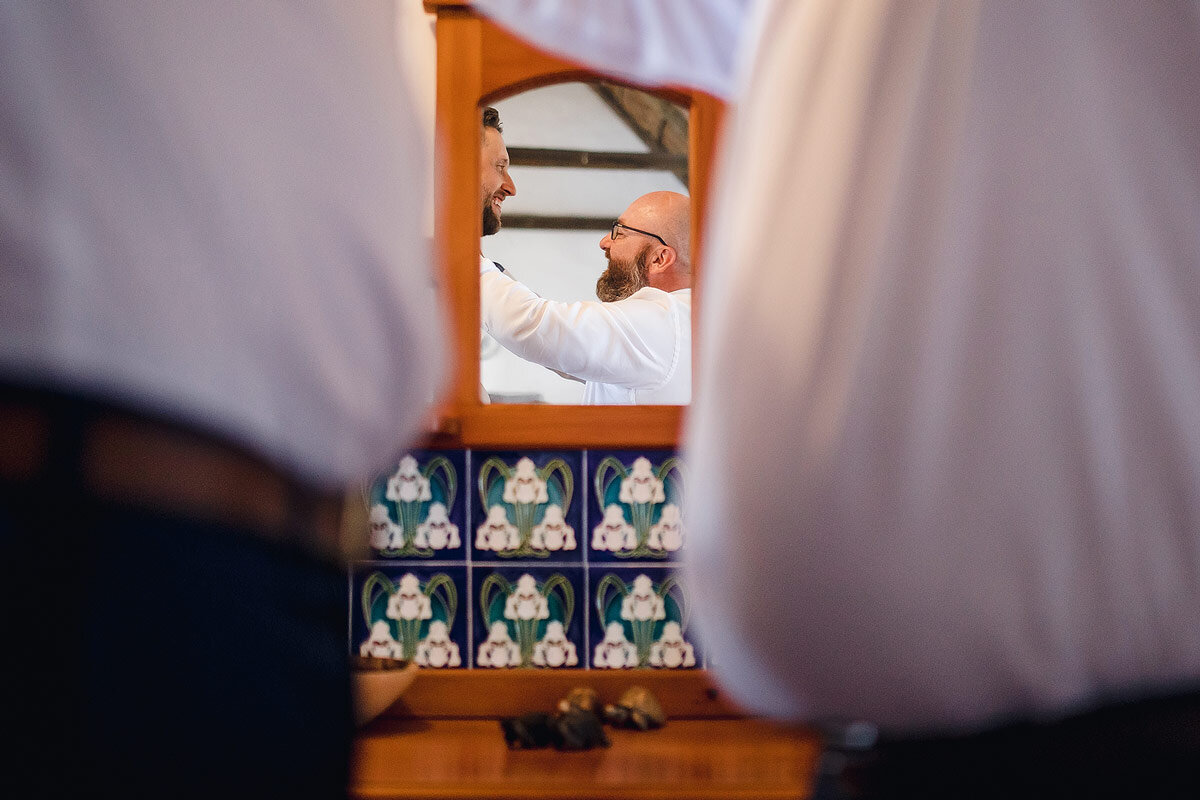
[478,82,691,405]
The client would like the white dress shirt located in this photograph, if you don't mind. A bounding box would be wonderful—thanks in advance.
[0,1,443,488]
[480,258,691,404]
[475,0,1200,736]
[684,0,1200,734]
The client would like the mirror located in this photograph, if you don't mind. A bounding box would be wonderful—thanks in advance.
[478,81,690,405]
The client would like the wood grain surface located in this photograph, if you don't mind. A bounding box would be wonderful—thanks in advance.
[352,718,821,800]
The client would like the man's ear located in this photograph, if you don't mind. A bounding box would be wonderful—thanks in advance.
[649,245,677,274]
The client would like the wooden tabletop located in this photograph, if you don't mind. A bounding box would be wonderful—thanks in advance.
[351,716,822,800]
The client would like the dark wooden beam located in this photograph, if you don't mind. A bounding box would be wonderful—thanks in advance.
[507,146,688,173]
[502,214,612,231]
[588,83,689,185]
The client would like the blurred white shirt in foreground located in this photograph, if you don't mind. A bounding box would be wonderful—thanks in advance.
[477,0,1200,736]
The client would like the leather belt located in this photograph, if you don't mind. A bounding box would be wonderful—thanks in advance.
[0,389,347,562]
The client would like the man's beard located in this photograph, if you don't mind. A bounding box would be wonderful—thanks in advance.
[595,245,651,302]
[482,203,501,236]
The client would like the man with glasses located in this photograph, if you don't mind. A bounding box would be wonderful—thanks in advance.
[480,190,692,404]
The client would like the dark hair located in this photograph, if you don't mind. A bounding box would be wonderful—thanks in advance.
[482,106,502,133]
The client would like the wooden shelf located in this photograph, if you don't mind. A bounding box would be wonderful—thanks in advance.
[371,669,743,720]
[352,718,821,800]
[351,670,822,799]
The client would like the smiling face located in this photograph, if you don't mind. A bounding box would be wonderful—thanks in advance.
[480,126,515,236]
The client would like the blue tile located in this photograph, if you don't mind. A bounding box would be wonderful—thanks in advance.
[587,450,685,563]
[351,564,467,669]
[471,450,584,562]
[365,449,467,560]
[473,566,585,669]
[588,566,699,670]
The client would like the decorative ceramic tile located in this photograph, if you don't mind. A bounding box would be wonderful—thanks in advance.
[352,564,467,669]
[366,449,467,560]
[587,450,685,563]
[471,450,584,561]
[349,449,705,672]
[588,567,698,670]
[472,566,585,669]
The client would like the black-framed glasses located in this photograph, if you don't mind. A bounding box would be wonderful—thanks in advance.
[611,221,667,247]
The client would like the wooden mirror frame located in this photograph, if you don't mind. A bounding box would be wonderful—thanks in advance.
[425,0,724,449]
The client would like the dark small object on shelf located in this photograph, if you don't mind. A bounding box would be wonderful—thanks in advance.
[500,707,611,751]
[557,685,600,715]
[603,685,666,731]
[501,712,559,750]
[555,707,610,751]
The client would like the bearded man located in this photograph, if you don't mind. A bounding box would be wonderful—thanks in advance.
[480,190,692,404]
[479,106,516,238]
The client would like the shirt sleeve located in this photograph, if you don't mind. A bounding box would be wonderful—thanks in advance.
[480,261,684,390]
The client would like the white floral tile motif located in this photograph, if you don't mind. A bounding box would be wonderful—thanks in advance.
[591,570,697,669]
[592,620,639,669]
[472,451,582,561]
[476,505,520,552]
[592,504,636,552]
[367,450,464,559]
[356,568,464,668]
[589,451,685,561]
[413,620,460,668]
[475,569,582,669]
[530,504,576,551]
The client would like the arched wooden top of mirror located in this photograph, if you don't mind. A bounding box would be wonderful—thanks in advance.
[426,0,724,449]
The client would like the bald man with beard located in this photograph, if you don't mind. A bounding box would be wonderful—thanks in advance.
[480,190,692,404]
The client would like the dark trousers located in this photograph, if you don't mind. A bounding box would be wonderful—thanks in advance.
[0,387,352,799]
[812,690,1200,799]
